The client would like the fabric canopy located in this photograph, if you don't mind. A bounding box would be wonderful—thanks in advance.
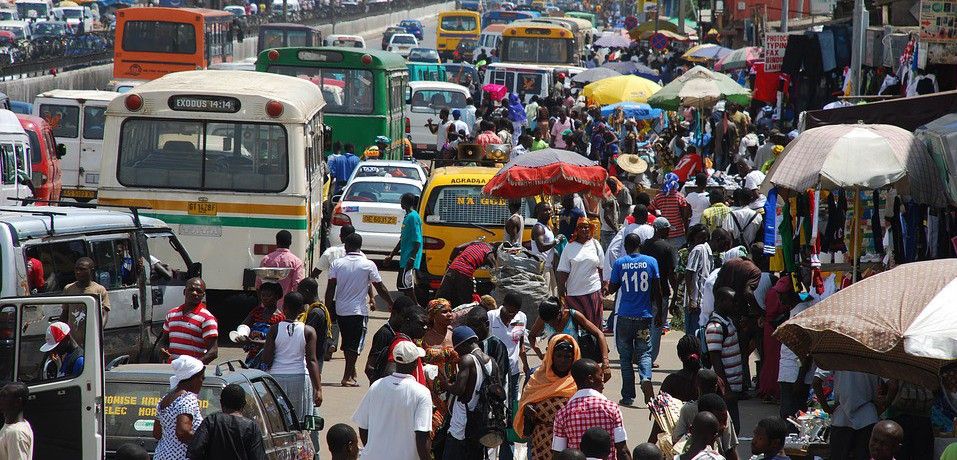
[803,90,957,131]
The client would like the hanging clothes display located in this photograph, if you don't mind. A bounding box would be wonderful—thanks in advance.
[818,30,836,72]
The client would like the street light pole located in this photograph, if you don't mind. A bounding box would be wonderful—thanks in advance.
[782,0,788,32]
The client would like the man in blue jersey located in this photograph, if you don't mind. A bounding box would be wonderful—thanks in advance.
[606,233,661,407]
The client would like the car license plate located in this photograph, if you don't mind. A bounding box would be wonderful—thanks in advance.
[362,214,397,225]
[187,201,218,216]
[62,188,96,199]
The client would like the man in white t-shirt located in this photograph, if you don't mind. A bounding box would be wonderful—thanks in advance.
[450,109,471,137]
[353,341,432,460]
[325,233,394,387]
[0,382,32,460]
[684,173,711,227]
[316,224,369,360]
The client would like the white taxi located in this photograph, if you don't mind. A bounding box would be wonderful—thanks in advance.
[345,159,427,186]
[329,176,424,255]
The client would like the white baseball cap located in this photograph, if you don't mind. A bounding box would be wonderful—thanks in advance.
[392,341,426,364]
[40,321,70,352]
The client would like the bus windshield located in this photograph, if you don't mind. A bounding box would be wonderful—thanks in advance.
[15,3,46,18]
[122,21,196,54]
[503,37,569,64]
[60,9,82,18]
[263,29,309,48]
[117,118,288,192]
[266,65,374,115]
[441,15,477,32]
[426,186,532,226]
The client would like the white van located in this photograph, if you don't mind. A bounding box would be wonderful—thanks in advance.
[477,23,506,58]
[33,90,119,201]
[0,19,31,40]
[0,109,34,202]
[52,6,93,32]
[482,62,552,103]
[406,80,470,154]
[324,33,366,48]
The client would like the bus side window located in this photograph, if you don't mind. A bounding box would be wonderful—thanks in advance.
[28,241,89,293]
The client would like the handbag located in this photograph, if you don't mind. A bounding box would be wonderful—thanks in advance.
[573,310,602,362]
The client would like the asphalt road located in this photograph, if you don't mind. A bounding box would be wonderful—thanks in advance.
[355,8,440,49]
[216,266,776,458]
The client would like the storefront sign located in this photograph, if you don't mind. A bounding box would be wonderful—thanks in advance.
[764,33,788,72]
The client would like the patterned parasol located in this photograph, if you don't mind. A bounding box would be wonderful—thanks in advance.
[773,260,957,388]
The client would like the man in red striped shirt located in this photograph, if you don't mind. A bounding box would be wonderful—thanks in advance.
[436,241,498,307]
[159,277,219,364]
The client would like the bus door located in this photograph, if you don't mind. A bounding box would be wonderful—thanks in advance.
[37,99,106,200]
[305,116,324,268]
[0,296,104,460]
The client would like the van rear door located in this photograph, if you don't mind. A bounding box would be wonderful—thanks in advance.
[0,295,103,460]
[36,100,83,197]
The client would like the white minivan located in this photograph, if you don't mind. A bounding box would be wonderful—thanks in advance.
[476,23,506,58]
[406,80,470,154]
[0,109,34,202]
[33,90,119,201]
[482,62,552,103]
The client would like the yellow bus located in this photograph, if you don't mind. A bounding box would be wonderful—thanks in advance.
[500,23,579,67]
[437,10,481,60]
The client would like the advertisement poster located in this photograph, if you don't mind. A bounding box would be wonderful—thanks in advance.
[764,33,788,72]
[920,0,957,43]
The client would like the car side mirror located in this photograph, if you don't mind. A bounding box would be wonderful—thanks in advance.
[56,143,66,158]
[187,262,202,279]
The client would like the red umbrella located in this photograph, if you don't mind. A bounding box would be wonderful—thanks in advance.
[482,83,508,101]
[482,148,609,198]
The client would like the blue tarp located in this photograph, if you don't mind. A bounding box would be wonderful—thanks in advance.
[600,102,662,120]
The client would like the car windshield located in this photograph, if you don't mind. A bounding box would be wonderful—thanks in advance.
[354,164,422,181]
[425,185,533,226]
[104,381,265,440]
[408,49,437,61]
[0,11,14,20]
[32,22,63,35]
[392,35,415,44]
[331,38,361,47]
[400,21,419,28]
[344,181,421,203]
[409,89,467,110]
[0,25,24,39]
[61,9,81,18]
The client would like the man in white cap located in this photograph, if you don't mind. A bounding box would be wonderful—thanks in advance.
[40,322,84,378]
[353,341,431,460]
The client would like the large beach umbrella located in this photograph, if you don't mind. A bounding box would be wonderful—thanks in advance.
[601,61,660,81]
[482,148,608,198]
[600,102,662,120]
[571,67,621,84]
[646,65,749,110]
[774,260,957,388]
[714,46,761,71]
[594,34,633,48]
[764,123,946,206]
[681,43,732,62]
[582,75,662,105]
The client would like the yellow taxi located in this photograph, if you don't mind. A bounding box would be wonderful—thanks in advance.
[418,165,535,291]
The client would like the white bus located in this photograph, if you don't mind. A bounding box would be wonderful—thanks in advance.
[97,70,327,299]
[33,90,120,201]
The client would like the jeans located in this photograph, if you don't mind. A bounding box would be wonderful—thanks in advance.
[615,316,653,400]
[779,381,810,422]
[650,318,662,363]
[726,394,740,434]
[499,371,521,460]
[684,306,700,336]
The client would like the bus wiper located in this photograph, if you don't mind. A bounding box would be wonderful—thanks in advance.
[470,223,494,235]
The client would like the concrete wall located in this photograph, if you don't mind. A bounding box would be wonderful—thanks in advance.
[0,0,453,103]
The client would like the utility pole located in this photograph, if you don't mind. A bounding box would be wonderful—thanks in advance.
[678,0,685,35]
[654,0,660,32]
[283,0,288,20]
[849,0,867,95]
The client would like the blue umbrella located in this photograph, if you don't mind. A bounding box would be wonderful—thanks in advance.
[600,102,662,120]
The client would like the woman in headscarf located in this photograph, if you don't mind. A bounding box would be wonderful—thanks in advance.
[507,93,527,146]
[650,172,691,247]
[419,298,459,435]
[153,355,205,460]
[556,216,605,328]
[514,334,580,460]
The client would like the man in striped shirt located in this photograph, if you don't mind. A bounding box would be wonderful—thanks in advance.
[436,241,497,307]
[159,277,219,364]
[705,286,743,432]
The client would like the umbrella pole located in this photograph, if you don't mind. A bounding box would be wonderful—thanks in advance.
[853,187,860,283]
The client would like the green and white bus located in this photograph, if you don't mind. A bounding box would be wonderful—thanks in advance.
[256,47,409,159]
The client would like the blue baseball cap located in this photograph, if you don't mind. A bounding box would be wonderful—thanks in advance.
[452,109,462,119]
[452,326,477,348]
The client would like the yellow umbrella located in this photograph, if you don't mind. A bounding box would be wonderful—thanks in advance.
[582,75,662,105]
[59,0,79,6]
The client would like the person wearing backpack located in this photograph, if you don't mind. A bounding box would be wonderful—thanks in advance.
[443,326,505,460]
[705,287,744,434]
[721,188,763,248]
